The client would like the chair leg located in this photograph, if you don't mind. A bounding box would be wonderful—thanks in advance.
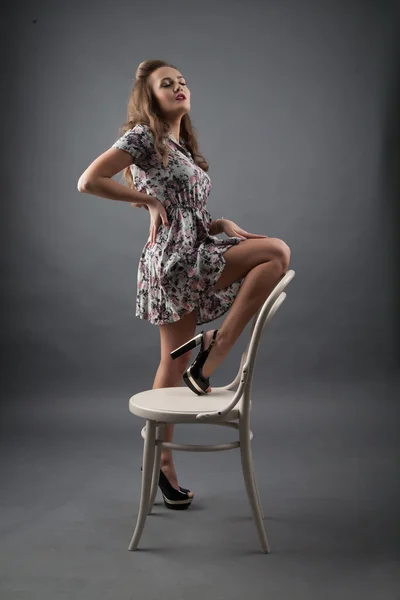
[128,420,156,551]
[252,463,265,520]
[148,424,164,514]
[239,421,270,554]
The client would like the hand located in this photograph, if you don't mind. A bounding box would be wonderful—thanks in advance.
[146,197,170,245]
[130,197,170,244]
[219,219,268,240]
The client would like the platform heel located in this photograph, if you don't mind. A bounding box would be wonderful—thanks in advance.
[158,469,193,510]
[170,331,205,359]
[171,330,219,395]
[140,466,192,502]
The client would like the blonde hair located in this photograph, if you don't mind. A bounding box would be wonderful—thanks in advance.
[117,59,209,189]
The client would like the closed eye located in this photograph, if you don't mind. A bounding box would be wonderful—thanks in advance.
[162,82,186,87]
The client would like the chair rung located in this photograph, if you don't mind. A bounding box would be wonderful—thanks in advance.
[156,440,241,452]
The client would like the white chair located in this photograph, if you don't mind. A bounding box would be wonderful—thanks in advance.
[128,269,295,553]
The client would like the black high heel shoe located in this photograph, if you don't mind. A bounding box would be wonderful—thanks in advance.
[170,329,218,395]
[158,469,193,510]
[140,467,193,509]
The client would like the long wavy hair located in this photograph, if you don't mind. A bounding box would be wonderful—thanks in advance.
[117,59,209,189]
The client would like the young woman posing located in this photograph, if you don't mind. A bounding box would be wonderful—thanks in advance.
[78,59,291,509]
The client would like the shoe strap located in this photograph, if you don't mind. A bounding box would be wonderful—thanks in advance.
[207,329,218,353]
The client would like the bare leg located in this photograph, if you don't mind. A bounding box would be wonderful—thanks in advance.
[151,362,194,497]
[202,259,285,384]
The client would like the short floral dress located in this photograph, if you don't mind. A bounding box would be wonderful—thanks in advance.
[112,123,245,326]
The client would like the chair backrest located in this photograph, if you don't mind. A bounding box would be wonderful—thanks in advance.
[195,269,295,421]
[237,268,295,416]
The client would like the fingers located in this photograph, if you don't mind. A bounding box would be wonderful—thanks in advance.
[149,221,170,247]
[149,226,158,246]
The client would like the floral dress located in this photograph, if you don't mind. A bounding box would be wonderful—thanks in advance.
[112,123,245,325]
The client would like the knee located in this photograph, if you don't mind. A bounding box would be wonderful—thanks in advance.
[270,238,291,272]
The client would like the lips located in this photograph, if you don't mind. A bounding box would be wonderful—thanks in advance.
[175,93,186,100]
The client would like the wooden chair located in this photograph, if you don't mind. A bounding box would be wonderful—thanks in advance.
[128,269,296,553]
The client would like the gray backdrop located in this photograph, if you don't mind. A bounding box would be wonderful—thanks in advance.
[1,1,399,598]
[2,0,400,399]
[2,0,399,403]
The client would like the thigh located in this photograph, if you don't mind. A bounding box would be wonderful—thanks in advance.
[158,307,199,369]
[214,238,287,292]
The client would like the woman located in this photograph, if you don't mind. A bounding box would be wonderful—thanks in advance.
[77,59,291,509]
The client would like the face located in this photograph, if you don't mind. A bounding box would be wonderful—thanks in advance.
[150,66,190,120]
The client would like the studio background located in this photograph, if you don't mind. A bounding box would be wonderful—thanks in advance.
[1,1,399,598]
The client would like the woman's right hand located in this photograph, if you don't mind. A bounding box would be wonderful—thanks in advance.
[146,196,170,245]
[130,196,170,245]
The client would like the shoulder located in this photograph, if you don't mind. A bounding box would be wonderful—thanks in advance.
[112,123,159,169]
[114,123,154,153]
[116,123,154,143]
[129,123,154,140]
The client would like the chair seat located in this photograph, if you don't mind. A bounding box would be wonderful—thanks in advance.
[129,386,240,423]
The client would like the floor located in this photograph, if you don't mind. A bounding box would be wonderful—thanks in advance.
[1,376,399,599]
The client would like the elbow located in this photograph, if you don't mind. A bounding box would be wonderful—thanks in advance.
[77,176,92,193]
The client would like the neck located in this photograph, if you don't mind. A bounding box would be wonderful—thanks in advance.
[166,117,183,142]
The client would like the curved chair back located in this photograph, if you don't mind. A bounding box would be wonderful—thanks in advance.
[237,268,295,417]
[195,269,295,422]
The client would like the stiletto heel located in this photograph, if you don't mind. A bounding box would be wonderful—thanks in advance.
[158,469,193,510]
[172,330,219,396]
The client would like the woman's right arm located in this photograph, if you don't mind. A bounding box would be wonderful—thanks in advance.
[77,147,154,208]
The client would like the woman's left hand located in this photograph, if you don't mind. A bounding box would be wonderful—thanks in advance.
[220,219,268,240]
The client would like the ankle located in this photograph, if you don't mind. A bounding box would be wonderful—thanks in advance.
[160,454,173,468]
[212,329,231,354]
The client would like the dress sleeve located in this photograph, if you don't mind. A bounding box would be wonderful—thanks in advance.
[111,123,154,170]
